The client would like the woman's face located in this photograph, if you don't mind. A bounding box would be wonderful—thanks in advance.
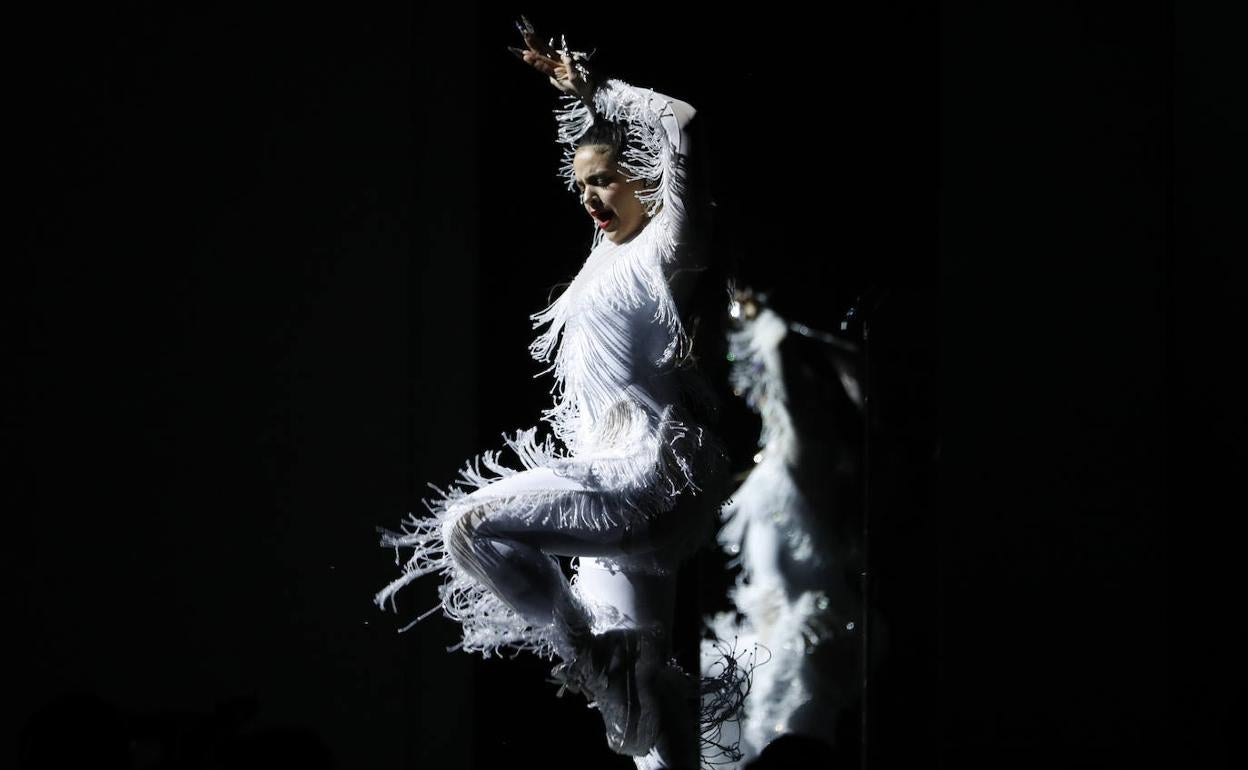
[572,145,649,244]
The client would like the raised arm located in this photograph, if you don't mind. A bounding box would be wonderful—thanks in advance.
[508,19,699,262]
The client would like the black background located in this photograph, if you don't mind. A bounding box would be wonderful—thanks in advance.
[5,2,1240,768]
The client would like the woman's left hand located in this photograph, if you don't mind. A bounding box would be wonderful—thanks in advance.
[508,16,596,103]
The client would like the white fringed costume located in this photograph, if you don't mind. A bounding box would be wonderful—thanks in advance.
[703,305,864,766]
[376,79,732,766]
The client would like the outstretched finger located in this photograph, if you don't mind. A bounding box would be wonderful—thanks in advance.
[533,49,563,70]
[517,15,558,59]
[517,32,562,69]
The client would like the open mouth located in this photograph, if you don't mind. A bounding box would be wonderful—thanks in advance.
[590,209,616,229]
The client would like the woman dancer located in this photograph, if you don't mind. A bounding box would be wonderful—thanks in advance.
[376,18,732,769]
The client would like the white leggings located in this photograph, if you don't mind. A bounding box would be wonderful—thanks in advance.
[443,465,687,640]
[442,466,703,767]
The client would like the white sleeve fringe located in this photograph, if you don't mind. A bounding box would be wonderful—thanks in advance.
[555,79,696,266]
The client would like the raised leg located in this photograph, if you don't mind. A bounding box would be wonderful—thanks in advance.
[440,465,702,763]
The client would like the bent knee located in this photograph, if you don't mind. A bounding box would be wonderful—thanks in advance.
[443,509,475,563]
[443,503,496,571]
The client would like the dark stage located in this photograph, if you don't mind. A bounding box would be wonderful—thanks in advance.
[5,2,1239,768]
